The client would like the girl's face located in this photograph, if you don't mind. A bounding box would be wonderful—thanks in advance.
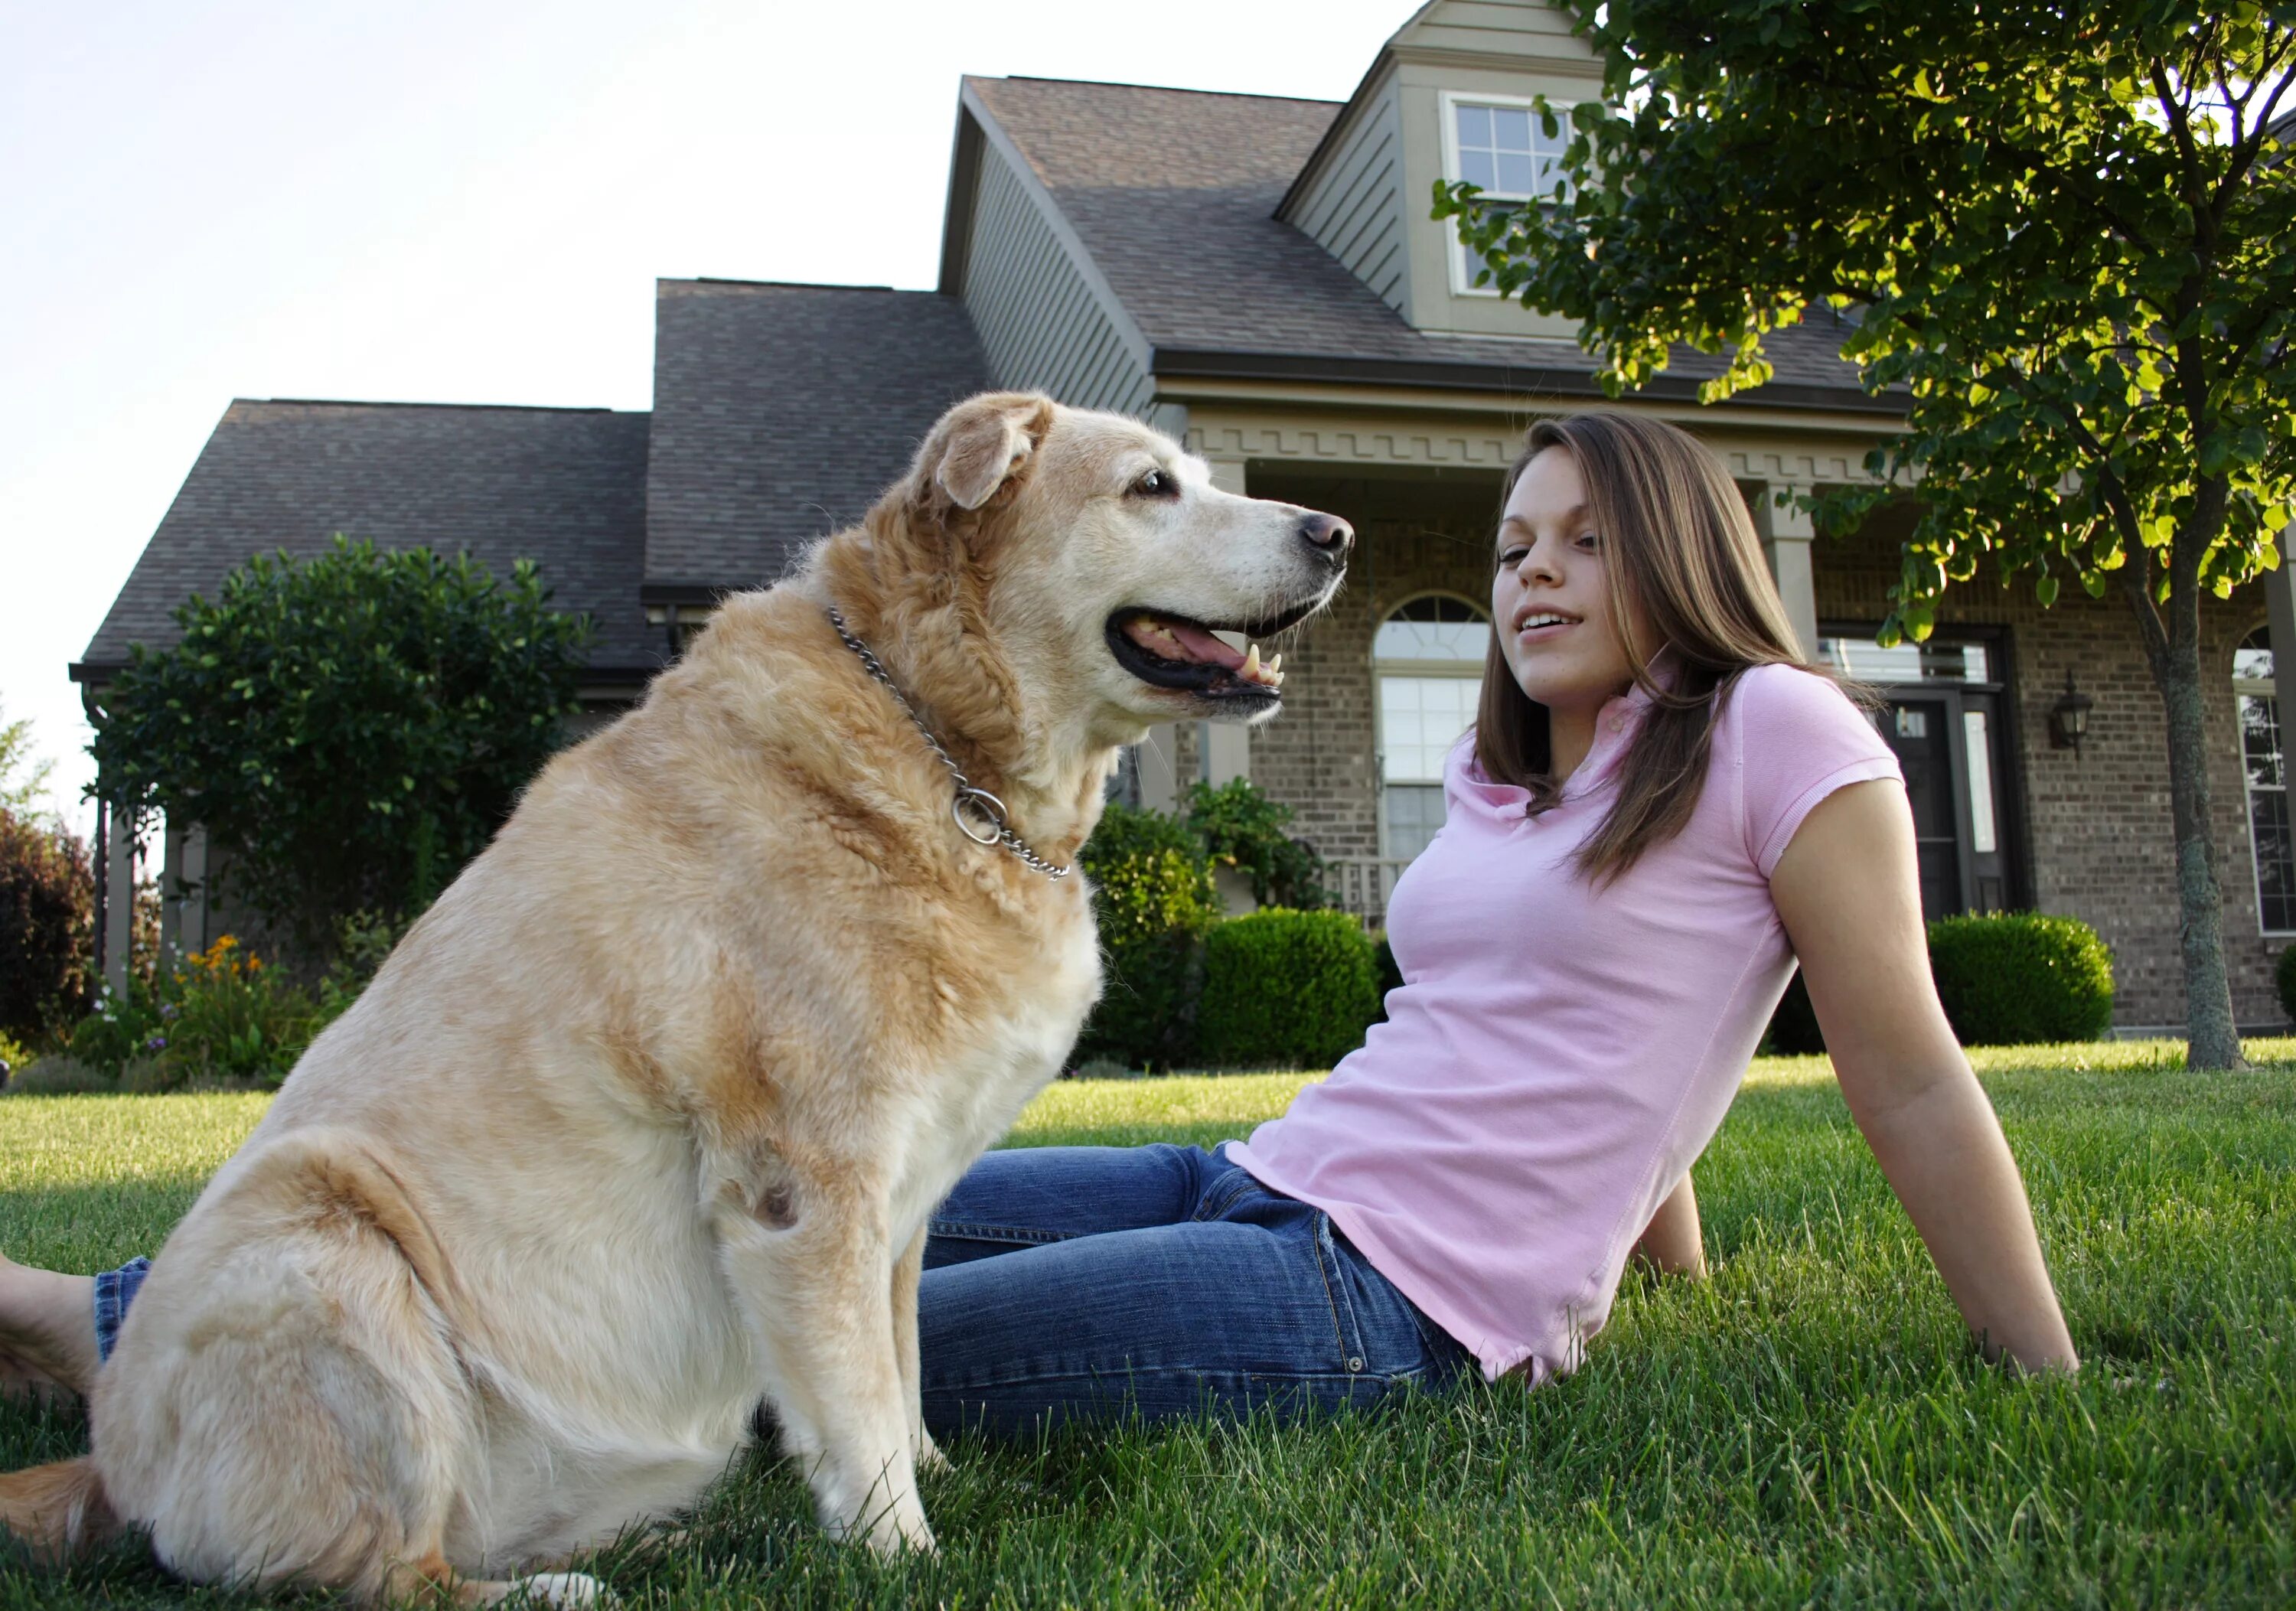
[1492,445,1651,715]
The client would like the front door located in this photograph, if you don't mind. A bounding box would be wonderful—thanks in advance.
[1825,633,2020,919]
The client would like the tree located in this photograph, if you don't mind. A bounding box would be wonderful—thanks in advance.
[1438,1,2296,1069]
[0,700,55,817]
[0,809,93,1040]
[89,537,592,959]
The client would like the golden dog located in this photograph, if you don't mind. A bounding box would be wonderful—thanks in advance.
[0,392,1350,1603]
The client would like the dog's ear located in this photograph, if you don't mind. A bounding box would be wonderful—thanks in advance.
[925,393,1057,511]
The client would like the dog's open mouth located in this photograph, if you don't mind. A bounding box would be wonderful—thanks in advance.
[1105,601,1321,701]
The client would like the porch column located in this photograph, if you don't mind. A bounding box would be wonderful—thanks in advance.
[104,801,137,995]
[1756,484,1821,659]
[1199,455,1252,788]
[1135,726,1184,815]
[160,819,208,967]
[2268,538,2296,751]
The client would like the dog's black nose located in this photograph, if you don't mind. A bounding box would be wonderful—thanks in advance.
[1300,512,1353,557]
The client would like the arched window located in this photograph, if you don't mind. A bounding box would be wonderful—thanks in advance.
[1374,595,1490,861]
[2235,625,2294,933]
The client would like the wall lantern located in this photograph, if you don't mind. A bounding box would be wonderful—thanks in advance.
[2049,671,2094,757]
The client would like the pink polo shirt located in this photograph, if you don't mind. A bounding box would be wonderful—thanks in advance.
[1228,663,1901,1384]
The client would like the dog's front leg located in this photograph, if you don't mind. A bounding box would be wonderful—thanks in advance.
[890,1225,944,1472]
[709,1179,930,1554]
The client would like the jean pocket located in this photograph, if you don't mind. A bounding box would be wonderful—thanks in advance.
[1321,1220,1462,1382]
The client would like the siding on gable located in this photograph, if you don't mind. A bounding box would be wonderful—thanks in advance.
[960,137,1159,422]
[1283,76,1409,316]
[1399,0,1587,57]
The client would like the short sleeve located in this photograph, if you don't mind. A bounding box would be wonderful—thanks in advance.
[1733,664,1903,878]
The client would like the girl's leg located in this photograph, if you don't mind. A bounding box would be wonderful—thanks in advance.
[0,1254,104,1399]
[925,1143,1238,1267]
[918,1178,1471,1439]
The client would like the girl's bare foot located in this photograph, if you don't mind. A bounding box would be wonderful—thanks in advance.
[0,1254,100,1404]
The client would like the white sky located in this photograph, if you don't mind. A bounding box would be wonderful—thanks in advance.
[0,0,1414,841]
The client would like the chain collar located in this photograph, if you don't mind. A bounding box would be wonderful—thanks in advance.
[823,606,1073,882]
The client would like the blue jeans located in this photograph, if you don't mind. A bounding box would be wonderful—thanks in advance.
[91,1144,1469,1437]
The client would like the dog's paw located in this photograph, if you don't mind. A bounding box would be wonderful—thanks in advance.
[915,1428,951,1473]
[512,1571,609,1606]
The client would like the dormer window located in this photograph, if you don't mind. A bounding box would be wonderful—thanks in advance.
[1442,92,1572,297]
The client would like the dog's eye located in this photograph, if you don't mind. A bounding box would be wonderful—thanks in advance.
[1129,469,1179,500]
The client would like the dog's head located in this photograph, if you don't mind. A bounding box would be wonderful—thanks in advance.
[874,392,1351,749]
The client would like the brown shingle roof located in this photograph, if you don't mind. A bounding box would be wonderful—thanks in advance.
[967,76,1884,406]
[643,280,992,590]
[77,400,655,679]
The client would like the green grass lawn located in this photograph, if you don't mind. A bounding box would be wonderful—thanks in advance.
[0,1041,2289,1607]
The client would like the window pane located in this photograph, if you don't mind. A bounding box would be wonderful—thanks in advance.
[1495,151,1535,194]
[1384,784,1447,861]
[2255,785,2296,931]
[1817,635,1991,683]
[1381,673,1479,782]
[1457,103,1492,149]
[2242,692,2283,789]
[1964,709,1997,855]
[1492,106,1532,152]
[2236,644,2275,683]
[1460,149,1496,192]
[1375,613,1490,663]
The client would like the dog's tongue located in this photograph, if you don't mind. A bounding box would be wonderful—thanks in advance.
[1125,615,1245,670]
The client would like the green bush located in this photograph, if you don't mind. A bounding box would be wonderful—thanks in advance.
[89,536,591,964]
[1369,930,1404,1023]
[1075,802,1222,1071]
[1925,912,2115,1045]
[1181,779,1329,908]
[1768,911,2114,1052]
[1198,908,1382,1071]
[2276,944,2296,1028]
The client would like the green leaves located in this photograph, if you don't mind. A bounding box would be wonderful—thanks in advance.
[88,536,593,958]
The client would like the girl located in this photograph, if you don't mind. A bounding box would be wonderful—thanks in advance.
[0,412,2076,1436]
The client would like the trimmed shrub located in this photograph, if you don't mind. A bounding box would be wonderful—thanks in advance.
[1198,908,1383,1071]
[1768,911,2115,1052]
[1926,912,2115,1045]
[0,808,93,1042]
[1075,802,1221,1071]
[2276,944,2296,1028]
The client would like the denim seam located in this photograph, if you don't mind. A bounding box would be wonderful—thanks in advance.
[1189,1172,1258,1224]
[1306,1214,1362,1372]
[927,1221,1071,1247]
[931,1365,1385,1392]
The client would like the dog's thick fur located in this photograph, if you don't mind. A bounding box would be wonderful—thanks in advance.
[0,394,1346,1603]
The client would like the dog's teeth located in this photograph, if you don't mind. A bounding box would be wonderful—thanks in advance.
[1267,653,1282,676]
[1241,644,1261,682]
[1271,669,1285,686]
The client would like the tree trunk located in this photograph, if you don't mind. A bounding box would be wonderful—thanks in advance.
[2143,608,2249,1071]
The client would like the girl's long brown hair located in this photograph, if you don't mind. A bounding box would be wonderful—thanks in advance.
[1474,412,1815,883]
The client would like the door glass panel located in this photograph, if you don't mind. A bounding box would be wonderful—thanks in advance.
[1963,709,1998,855]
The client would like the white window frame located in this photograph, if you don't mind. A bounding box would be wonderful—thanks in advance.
[2233,629,2296,936]
[1373,590,1491,860]
[1438,90,1576,298]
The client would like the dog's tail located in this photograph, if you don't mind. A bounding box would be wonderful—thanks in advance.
[0,1456,116,1564]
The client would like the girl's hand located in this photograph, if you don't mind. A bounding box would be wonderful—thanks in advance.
[1769,778,2079,1376]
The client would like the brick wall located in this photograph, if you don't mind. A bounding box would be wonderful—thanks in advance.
[1245,471,1502,862]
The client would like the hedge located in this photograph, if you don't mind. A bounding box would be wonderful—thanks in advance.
[1770,910,2115,1051]
[1197,909,1383,1071]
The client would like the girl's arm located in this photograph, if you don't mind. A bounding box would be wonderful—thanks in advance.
[1629,1172,1707,1278]
[1769,778,2079,1375]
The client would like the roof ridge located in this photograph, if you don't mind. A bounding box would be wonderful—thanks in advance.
[245,397,634,415]
[985,73,1339,107]
[660,276,927,295]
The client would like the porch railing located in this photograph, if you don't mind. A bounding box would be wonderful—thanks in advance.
[1324,856,1414,927]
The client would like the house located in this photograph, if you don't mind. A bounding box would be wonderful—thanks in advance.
[74,0,2296,1034]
